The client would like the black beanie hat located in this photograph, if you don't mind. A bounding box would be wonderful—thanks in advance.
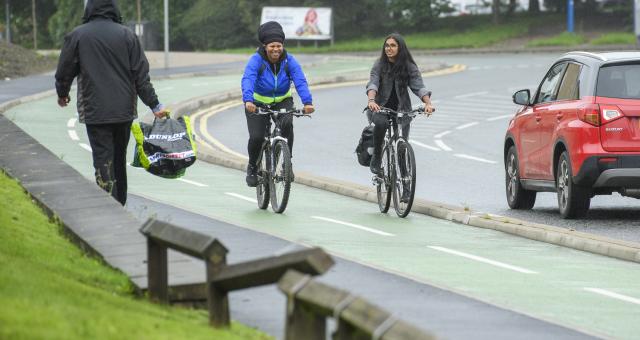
[258,21,285,45]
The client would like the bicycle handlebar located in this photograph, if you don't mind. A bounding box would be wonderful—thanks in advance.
[376,106,434,117]
[253,107,311,117]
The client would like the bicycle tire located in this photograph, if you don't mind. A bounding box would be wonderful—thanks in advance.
[393,139,416,218]
[376,143,392,213]
[269,140,292,213]
[256,146,270,210]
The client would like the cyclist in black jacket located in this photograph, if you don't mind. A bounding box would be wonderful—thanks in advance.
[366,33,435,177]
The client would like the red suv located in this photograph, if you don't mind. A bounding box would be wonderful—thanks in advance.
[504,51,640,218]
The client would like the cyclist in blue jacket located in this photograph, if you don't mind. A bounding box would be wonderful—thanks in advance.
[241,21,315,187]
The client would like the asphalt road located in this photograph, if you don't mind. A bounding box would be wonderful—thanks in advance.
[205,52,640,243]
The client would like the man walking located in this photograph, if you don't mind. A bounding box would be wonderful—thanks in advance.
[55,0,167,205]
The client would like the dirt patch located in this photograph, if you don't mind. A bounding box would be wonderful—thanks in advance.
[0,43,57,79]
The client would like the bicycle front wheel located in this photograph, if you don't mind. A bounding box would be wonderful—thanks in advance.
[269,140,292,213]
[392,139,416,218]
[256,146,270,210]
[376,143,392,213]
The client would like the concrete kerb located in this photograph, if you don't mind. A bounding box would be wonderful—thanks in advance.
[166,66,640,265]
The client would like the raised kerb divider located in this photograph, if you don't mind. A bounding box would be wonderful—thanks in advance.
[139,218,334,328]
[278,270,436,340]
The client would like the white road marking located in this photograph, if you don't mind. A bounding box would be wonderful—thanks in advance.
[410,140,440,151]
[67,118,77,128]
[434,130,451,138]
[454,91,489,99]
[455,122,479,130]
[311,216,395,237]
[225,192,257,203]
[177,178,208,187]
[584,288,640,305]
[434,140,452,152]
[79,143,92,152]
[428,246,538,274]
[454,154,497,164]
[68,130,79,141]
[486,114,513,121]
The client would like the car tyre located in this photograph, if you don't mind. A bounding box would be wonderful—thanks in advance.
[556,151,591,219]
[505,146,536,209]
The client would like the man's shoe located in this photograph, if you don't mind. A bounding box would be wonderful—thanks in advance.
[369,155,384,178]
[246,164,258,187]
[400,189,411,203]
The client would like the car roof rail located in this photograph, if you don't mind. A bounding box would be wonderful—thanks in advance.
[564,51,607,61]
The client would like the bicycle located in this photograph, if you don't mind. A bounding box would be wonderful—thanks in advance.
[252,106,310,213]
[371,106,430,218]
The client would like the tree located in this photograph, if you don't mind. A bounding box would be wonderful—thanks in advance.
[529,0,540,13]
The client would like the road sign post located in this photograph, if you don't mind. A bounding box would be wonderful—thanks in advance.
[567,0,574,33]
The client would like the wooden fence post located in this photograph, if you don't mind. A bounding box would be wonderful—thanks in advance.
[146,238,168,303]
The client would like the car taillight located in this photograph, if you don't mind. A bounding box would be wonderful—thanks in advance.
[578,104,600,126]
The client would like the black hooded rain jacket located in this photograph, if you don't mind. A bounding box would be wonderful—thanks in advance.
[55,0,159,124]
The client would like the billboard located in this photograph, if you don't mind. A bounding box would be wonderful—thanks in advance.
[260,7,332,41]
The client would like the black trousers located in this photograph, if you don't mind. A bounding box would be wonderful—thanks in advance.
[245,97,294,167]
[371,112,411,161]
[85,121,132,206]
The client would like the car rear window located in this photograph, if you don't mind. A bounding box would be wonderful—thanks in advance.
[596,63,640,99]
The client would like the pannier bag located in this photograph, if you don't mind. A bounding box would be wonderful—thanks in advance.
[131,116,197,178]
[355,124,374,166]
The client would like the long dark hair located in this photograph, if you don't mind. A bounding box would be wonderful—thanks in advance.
[378,33,416,85]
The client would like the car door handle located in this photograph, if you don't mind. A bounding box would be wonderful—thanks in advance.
[535,115,542,122]
[556,112,564,120]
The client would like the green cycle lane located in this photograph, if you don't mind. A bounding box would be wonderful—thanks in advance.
[6,75,640,340]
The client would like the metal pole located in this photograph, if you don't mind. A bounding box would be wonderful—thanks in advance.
[635,0,640,47]
[32,0,37,50]
[567,0,574,33]
[84,0,87,7]
[5,0,10,44]
[164,0,169,69]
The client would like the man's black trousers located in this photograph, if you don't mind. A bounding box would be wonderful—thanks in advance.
[85,121,132,206]
[245,97,294,167]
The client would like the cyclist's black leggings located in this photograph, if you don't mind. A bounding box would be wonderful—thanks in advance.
[371,112,411,161]
[245,97,294,167]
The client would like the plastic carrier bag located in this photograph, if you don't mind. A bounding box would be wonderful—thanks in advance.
[355,124,374,167]
[131,115,197,179]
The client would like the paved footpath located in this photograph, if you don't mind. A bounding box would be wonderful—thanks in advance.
[3,55,640,339]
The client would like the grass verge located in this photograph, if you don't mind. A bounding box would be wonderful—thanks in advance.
[0,171,272,340]
[590,32,636,45]
[526,32,587,47]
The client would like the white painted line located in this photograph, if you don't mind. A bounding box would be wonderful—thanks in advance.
[455,122,479,130]
[410,140,440,151]
[428,246,538,274]
[311,216,395,237]
[454,91,488,99]
[177,178,208,187]
[68,130,79,141]
[486,114,513,121]
[454,154,497,164]
[434,140,452,152]
[67,118,77,128]
[434,130,451,139]
[79,143,92,152]
[584,288,640,305]
[225,192,257,203]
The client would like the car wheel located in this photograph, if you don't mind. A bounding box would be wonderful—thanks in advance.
[505,146,536,209]
[556,151,591,219]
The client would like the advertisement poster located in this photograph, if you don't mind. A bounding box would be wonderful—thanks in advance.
[261,7,332,40]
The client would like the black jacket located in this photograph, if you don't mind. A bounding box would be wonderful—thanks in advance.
[366,60,430,113]
[55,0,159,124]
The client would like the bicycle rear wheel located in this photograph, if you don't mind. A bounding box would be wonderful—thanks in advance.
[392,139,416,218]
[256,146,270,210]
[376,143,392,213]
[269,140,292,213]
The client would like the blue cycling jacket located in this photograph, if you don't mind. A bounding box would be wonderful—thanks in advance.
[241,50,313,105]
